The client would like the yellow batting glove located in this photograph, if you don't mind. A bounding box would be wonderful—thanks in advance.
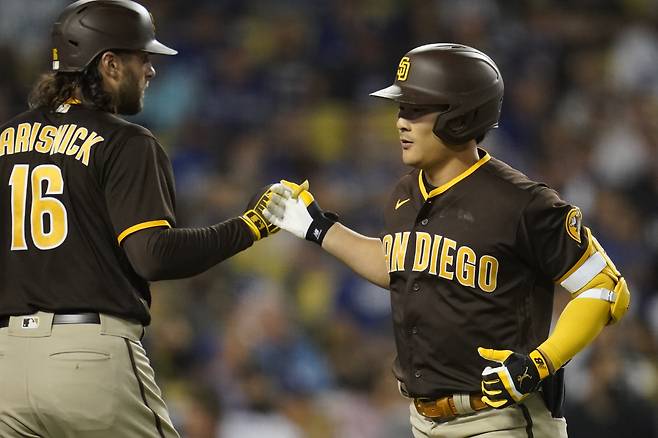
[478,347,550,409]
[280,179,313,206]
[240,184,280,240]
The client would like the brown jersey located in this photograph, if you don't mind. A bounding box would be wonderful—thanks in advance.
[381,148,589,398]
[0,104,176,325]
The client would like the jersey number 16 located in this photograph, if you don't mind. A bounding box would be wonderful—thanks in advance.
[8,164,68,251]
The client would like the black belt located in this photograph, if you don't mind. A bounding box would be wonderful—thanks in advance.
[0,312,100,328]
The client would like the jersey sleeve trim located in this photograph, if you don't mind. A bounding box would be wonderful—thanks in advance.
[117,220,172,245]
[418,151,491,200]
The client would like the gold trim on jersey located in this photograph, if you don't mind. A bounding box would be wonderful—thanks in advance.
[418,152,491,200]
[117,220,172,244]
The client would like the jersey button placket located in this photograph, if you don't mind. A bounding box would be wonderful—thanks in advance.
[412,282,421,292]
[420,218,429,226]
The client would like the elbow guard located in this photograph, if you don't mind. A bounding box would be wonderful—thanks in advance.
[572,277,630,324]
[558,228,631,324]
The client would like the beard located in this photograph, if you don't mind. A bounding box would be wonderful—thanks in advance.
[115,69,144,115]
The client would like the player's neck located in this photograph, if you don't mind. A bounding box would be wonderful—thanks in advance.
[68,87,83,102]
[423,145,479,188]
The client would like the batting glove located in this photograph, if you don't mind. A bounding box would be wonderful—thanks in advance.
[263,180,338,245]
[241,184,280,241]
[478,347,551,409]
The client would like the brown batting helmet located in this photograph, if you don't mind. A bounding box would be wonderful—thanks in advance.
[51,0,177,72]
[371,43,504,145]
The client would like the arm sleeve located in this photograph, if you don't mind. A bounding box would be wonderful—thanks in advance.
[519,189,618,371]
[103,131,255,280]
[122,217,255,281]
[537,274,613,371]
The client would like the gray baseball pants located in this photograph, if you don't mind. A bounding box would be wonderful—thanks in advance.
[0,312,179,438]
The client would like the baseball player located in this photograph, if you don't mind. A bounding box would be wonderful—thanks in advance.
[0,1,278,437]
[263,44,630,437]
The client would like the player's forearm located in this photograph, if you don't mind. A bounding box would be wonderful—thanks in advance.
[322,223,390,289]
[539,246,629,372]
[123,217,254,280]
[537,298,609,372]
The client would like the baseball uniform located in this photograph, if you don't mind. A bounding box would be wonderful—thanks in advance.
[381,148,579,436]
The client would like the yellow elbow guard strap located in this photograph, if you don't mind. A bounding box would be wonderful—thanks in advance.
[573,277,630,324]
[558,228,631,324]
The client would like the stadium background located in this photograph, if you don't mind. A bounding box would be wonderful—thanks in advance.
[1,0,657,436]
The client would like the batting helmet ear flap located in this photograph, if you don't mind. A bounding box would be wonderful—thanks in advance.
[434,110,477,145]
[447,115,467,134]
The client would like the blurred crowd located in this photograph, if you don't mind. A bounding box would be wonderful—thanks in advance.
[2,0,658,436]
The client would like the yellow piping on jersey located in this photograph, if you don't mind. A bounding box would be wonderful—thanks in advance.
[418,152,491,200]
[117,220,171,244]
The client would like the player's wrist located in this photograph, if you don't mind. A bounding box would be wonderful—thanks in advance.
[239,214,263,241]
[305,208,339,245]
[273,179,339,245]
[532,348,554,376]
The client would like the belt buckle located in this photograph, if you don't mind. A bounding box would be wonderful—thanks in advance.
[414,397,456,422]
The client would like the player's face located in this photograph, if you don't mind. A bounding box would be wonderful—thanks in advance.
[396,104,448,169]
[116,52,156,115]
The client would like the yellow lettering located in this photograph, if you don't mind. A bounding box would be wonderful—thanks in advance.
[439,238,456,280]
[50,125,70,155]
[75,132,103,166]
[456,246,476,288]
[56,124,77,154]
[391,232,410,272]
[28,123,41,152]
[478,255,499,292]
[382,234,393,273]
[35,125,56,153]
[428,234,442,275]
[8,164,29,250]
[0,127,15,156]
[65,127,88,156]
[382,231,500,294]
[412,232,432,272]
[30,165,68,250]
[15,123,31,153]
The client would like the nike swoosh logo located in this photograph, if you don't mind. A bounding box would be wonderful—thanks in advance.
[395,198,411,210]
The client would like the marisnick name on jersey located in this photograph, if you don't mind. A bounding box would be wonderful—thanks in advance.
[382,231,499,293]
[0,122,104,166]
